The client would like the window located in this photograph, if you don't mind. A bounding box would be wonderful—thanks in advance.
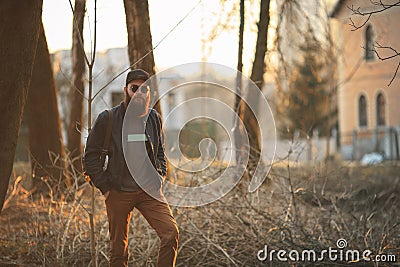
[359,95,367,127]
[376,93,386,126]
[365,24,375,61]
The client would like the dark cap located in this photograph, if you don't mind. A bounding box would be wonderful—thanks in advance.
[125,69,150,86]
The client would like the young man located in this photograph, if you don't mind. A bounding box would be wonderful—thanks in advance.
[83,69,179,267]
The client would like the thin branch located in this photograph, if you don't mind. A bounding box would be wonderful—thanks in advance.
[188,220,239,267]
[365,42,400,86]
[338,57,363,87]
[90,0,97,66]
[348,14,371,31]
[387,61,399,86]
[92,0,202,100]
[58,67,89,101]
[374,42,400,61]
[68,0,90,66]
[348,1,400,30]
[349,1,400,16]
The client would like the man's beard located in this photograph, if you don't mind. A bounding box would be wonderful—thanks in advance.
[124,91,150,117]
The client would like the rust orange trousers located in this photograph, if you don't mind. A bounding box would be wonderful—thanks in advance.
[105,189,179,267]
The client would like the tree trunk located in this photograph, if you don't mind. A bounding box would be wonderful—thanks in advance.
[25,22,67,188]
[234,0,245,165]
[123,0,161,114]
[0,0,43,214]
[241,0,271,175]
[67,0,87,171]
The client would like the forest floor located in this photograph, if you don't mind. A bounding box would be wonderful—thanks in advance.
[0,160,399,266]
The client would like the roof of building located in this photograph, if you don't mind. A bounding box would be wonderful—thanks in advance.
[330,0,346,18]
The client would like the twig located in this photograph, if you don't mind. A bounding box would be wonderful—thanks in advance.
[188,219,239,266]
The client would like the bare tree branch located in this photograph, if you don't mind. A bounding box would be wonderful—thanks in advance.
[374,42,400,60]
[347,1,400,85]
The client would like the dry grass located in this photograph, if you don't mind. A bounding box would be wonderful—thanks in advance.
[0,159,399,266]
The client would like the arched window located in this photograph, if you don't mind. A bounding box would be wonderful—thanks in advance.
[376,93,386,126]
[365,24,375,61]
[359,95,367,127]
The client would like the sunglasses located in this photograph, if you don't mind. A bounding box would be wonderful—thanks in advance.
[129,84,149,93]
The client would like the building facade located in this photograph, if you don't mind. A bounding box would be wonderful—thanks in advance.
[51,50,237,163]
[331,0,400,160]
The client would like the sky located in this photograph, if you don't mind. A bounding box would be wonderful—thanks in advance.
[42,0,337,74]
[42,0,259,74]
